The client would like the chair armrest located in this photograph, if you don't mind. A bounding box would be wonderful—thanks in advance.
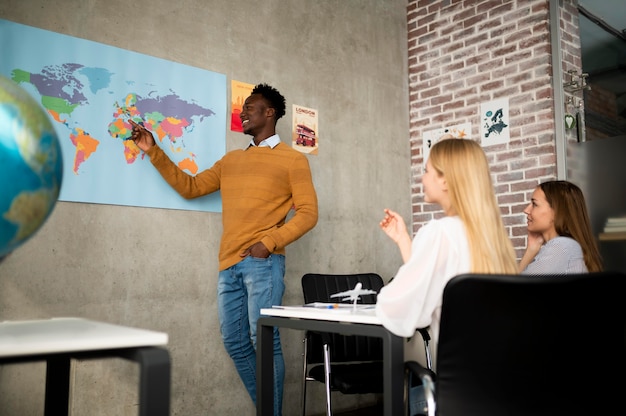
[405,360,436,416]
[413,327,433,370]
[405,360,435,381]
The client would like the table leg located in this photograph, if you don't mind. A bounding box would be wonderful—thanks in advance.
[256,321,275,415]
[44,355,71,416]
[118,347,171,416]
[382,332,404,416]
[255,316,404,416]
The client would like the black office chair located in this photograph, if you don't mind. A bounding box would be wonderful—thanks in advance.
[405,271,626,416]
[301,273,385,416]
[301,272,431,416]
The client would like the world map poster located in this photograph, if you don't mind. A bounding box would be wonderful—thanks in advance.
[0,19,227,212]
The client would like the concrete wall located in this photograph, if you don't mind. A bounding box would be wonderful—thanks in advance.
[0,1,411,415]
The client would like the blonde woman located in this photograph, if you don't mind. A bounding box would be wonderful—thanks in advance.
[375,138,518,415]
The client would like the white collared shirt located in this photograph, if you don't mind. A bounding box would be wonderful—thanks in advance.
[248,134,281,149]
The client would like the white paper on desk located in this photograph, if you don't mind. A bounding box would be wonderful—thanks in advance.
[305,302,375,310]
[272,303,375,311]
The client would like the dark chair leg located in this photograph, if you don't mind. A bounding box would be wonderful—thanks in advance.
[302,336,308,416]
[323,343,332,416]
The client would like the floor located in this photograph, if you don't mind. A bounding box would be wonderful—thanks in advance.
[337,404,383,415]
[312,403,384,416]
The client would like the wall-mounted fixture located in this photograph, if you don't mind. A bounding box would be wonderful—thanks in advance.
[565,95,583,110]
[563,70,591,93]
[563,70,591,143]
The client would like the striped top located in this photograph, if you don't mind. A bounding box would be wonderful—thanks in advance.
[522,236,588,275]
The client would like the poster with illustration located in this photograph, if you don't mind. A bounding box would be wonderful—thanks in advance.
[292,104,319,155]
[230,80,254,132]
[422,122,471,163]
[480,98,510,146]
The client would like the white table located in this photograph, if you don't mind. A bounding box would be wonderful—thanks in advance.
[256,306,404,416]
[0,317,170,416]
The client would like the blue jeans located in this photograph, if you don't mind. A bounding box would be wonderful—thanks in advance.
[410,384,428,415]
[217,254,285,416]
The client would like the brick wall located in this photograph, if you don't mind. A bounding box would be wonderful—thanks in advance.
[407,0,582,258]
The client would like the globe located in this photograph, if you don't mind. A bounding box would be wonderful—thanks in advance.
[0,74,63,261]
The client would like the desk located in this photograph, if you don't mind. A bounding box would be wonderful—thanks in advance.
[0,317,170,416]
[256,306,404,416]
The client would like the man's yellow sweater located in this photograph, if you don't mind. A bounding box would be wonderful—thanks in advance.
[147,142,318,270]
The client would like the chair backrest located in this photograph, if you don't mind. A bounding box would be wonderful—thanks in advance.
[435,271,626,416]
[301,273,384,363]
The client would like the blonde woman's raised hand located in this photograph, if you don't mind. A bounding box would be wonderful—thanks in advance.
[380,208,412,263]
[379,208,405,242]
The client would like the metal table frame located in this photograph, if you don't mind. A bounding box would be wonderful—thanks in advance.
[256,314,404,415]
[0,318,170,416]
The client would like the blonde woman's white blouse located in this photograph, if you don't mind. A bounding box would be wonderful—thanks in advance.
[375,216,471,344]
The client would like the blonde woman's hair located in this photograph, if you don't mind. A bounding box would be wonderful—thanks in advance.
[429,139,518,274]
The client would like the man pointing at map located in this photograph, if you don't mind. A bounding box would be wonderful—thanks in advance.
[130,83,318,415]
